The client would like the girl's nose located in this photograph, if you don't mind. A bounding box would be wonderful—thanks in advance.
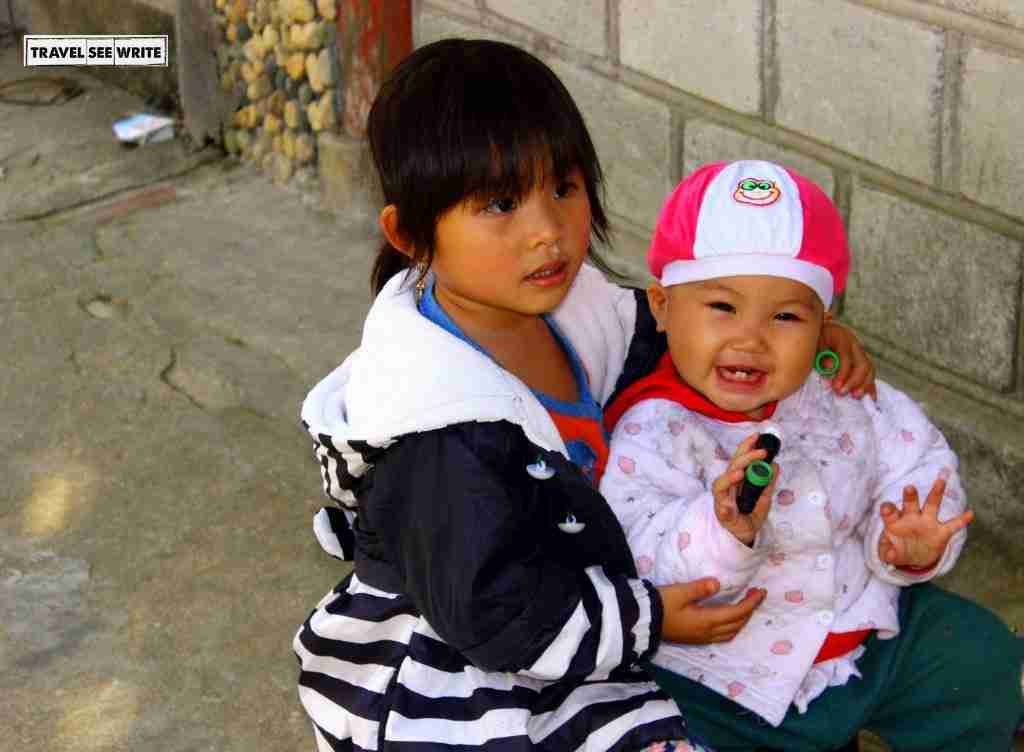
[526,195,563,248]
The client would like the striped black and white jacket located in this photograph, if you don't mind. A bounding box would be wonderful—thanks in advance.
[294,265,691,752]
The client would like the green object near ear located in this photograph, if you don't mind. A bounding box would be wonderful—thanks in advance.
[814,349,840,377]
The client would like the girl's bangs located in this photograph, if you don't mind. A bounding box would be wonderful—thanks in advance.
[453,92,588,204]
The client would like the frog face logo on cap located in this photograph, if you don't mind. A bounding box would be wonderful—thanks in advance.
[734,177,781,206]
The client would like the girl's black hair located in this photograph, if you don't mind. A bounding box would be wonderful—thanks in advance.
[368,38,614,295]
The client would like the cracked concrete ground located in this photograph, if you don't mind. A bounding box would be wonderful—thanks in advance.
[1,47,1021,752]
[1,47,369,751]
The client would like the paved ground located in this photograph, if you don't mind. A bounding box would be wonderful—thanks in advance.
[1,45,1020,752]
[1,46,368,751]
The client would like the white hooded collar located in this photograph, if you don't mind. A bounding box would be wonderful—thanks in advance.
[301,264,637,456]
[302,264,637,455]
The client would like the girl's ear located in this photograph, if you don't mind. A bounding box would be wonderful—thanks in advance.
[646,282,669,333]
[379,205,413,258]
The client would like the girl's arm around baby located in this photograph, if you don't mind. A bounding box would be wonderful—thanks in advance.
[367,421,662,682]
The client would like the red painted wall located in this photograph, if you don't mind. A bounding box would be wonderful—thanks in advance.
[337,0,411,138]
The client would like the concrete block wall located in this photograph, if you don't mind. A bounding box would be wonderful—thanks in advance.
[414,0,1024,553]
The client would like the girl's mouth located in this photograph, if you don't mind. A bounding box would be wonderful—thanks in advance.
[525,260,568,287]
[715,366,767,392]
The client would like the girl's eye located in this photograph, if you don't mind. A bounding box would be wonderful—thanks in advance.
[775,312,801,322]
[709,302,734,313]
[555,179,579,199]
[483,197,518,214]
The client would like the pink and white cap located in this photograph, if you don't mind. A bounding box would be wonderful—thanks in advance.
[648,160,849,308]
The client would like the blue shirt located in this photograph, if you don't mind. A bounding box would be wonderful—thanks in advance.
[417,279,609,484]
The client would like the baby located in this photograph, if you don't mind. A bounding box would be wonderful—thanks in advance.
[600,160,1022,750]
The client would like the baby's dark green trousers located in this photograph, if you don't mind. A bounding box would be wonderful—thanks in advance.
[652,584,1024,752]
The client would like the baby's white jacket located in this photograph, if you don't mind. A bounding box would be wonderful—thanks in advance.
[599,374,967,726]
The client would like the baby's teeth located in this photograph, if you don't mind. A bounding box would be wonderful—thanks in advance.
[723,368,754,381]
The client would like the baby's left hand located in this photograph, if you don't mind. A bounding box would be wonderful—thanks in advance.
[820,314,876,399]
[878,472,974,570]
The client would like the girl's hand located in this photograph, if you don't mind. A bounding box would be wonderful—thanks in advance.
[820,313,876,399]
[657,578,766,644]
[878,472,974,569]
[713,434,777,546]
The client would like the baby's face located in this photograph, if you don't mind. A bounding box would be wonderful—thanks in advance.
[649,275,825,419]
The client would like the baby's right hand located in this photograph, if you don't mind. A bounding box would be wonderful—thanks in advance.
[658,578,766,644]
[712,434,778,545]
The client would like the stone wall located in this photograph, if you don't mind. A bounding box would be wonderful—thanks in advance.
[213,0,339,183]
[414,0,1024,551]
[210,0,409,198]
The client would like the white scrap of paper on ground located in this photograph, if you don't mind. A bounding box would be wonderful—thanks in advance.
[113,113,175,144]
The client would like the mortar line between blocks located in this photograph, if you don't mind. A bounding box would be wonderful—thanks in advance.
[760,0,778,124]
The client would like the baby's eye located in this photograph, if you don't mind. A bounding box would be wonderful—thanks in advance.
[775,312,802,322]
[708,302,735,313]
[555,179,580,199]
[483,197,518,214]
